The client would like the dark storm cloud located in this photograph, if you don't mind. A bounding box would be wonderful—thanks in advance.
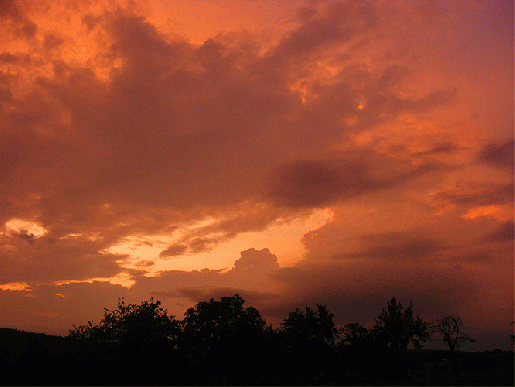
[481,221,514,243]
[43,34,65,51]
[430,182,514,209]
[15,231,36,244]
[1,3,457,247]
[270,158,367,208]
[265,260,478,326]
[0,232,125,284]
[292,5,317,23]
[0,52,30,64]
[478,140,514,171]
[455,250,495,264]
[0,0,37,38]
[81,13,100,30]
[159,244,188,257]
[341,232,446,261]
[412,142,466,156]
[269,1,378,63]
[261,254,512,350]
[160,236,226,258]
[38,14,282,212]
[269,151,445,208]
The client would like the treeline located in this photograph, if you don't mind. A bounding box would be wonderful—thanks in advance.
[2,295,513,386]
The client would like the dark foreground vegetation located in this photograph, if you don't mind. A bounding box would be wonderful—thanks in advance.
[1,295,513,386]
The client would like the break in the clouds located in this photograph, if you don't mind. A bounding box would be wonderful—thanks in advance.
[0,0,512,350]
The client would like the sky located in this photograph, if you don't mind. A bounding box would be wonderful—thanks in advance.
[0,0,513,351]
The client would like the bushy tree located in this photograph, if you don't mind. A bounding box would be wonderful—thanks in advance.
[179,294,270,384]
[68,298,180,383]
[339,322,372,349]
[336,322,385,384]
[372,297,429,359]
[281,304,339,346]
[181,294,266,345]
[280,304,339,383]
[69,297,180,347]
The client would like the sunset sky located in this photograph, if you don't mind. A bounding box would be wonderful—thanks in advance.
[0,0,513,350]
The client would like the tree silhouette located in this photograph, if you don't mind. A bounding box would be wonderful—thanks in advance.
[280,304,339,383]
[340,322,370,347]
[281,304,339,346]
[430,314,475,358]
[372,297,429,359]
[69,297,180,345]
[179,294,269,384]
[4,295,514,386]
[337,321,397,384]
[181,294,266,347]
[68,298,180,384]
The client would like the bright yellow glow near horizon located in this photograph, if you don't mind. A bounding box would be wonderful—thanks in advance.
[101,208,333,283]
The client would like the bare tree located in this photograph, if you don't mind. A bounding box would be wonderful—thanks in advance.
[430,314,475,358]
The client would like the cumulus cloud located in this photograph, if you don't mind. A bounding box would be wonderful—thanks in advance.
[232,248,280,272]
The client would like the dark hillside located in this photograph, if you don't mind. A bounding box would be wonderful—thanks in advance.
[1,328,66,361]
[0,328,79,385]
